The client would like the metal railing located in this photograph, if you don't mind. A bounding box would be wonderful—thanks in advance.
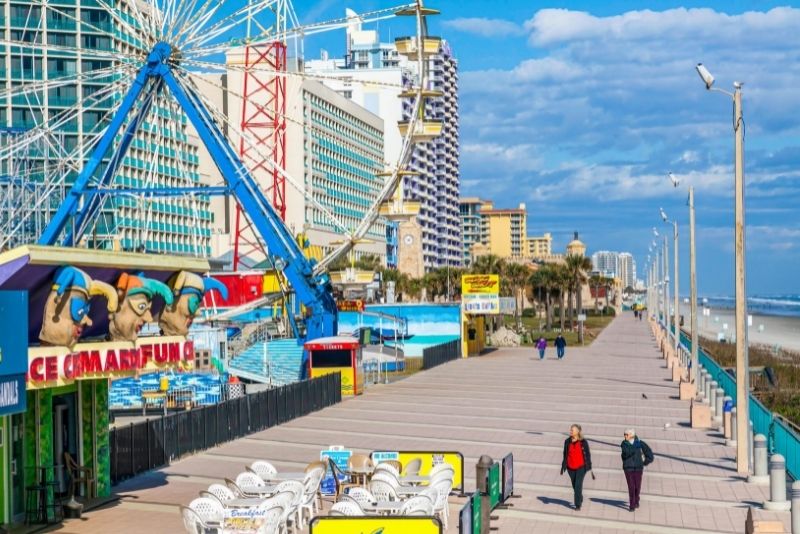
[667,323,800,479]
[109,373,342,485]
[422,339,461,370]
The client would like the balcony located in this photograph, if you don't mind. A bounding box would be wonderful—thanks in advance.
[46,18,77,31]
[394,36,442,57]
[398,119,443,142]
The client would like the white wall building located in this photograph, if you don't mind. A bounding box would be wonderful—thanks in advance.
[195,52,387,267]
[305,11,461,270]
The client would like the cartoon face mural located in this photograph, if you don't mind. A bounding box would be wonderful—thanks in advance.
[40,266,118,348]
[159,271,228,336]
[109,273,173,342]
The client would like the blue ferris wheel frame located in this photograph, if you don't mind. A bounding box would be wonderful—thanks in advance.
[38,42,338,343]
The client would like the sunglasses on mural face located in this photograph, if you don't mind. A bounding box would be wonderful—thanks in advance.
[70,296,90,323]
[186,293,202,316]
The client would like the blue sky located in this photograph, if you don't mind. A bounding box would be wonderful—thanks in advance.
[297,1,800,296]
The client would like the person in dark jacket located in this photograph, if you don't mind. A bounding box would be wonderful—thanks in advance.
[554,334,567,359]
[561,424,592,510]
[621,428,654,511]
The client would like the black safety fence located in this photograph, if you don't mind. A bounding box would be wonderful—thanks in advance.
[422,339,461,370]
[110,372,342,485]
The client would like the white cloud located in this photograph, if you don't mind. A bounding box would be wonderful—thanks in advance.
[523,7,800,47]
[442,17,524,38]
[457,6,800,204]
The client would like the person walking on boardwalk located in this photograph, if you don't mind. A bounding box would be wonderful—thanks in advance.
[561,424,592,511]
[621,428,654,511]
[555,334,567,359]
[536,337,547,360]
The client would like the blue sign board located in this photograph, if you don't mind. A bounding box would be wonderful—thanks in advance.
[0,291,27,415]
[319,448,351,495]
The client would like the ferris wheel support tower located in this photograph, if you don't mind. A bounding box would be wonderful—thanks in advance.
[233,0,293,269]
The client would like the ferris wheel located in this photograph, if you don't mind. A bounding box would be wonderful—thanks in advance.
[0,0,442,282]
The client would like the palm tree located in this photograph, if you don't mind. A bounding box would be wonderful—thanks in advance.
[530,265,558,330]
[553,263,571,332]
[504,262,530,328]
[589,274,603,313]
[565,254,593,341]
[470,254,506,277]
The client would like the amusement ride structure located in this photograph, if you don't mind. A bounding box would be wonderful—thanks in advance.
[0,0,442,343]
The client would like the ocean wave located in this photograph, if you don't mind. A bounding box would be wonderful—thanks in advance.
[697,295,800,318]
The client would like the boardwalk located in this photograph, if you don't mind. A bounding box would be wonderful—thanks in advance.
[51,315,791,533]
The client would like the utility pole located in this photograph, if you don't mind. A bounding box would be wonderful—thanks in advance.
[695,64,749,476]
[733,83,749,475]
[673,221,679,356]
[689,187,698,381]
[663,236,670,341]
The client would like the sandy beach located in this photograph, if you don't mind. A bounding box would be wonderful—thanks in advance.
[676,302,800,353]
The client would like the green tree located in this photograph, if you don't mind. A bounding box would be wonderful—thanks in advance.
[504,262,530,327]
[553,263,571,331]
[565,254,593,341]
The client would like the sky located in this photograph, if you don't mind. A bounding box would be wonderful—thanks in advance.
[296,0,800,296]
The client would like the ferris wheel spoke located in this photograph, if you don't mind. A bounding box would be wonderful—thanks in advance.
[178,57,406,93]
[180,0,277,51]
[182,4,407,60]
[29,2,149,56]
[92,0,149,49]
[0,39,140,61]
[0,64,121,102]
[0,75,130,162]
[167,0,206,44]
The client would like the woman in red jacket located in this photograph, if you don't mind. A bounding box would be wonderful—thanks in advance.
[561,424,592,510]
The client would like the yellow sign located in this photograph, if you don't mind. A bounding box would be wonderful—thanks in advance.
[310,517,442,534]
[461,274,499,295]
[311,366,356,395]
[371,451,464,492]
[27,336,194,390]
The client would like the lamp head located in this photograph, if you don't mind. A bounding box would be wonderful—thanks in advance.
[653,227,659,237]
[668,172,680,187]
[696,63,714,90]
[660,208,668,222]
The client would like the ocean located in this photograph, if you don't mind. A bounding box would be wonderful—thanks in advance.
[695,295,800,318]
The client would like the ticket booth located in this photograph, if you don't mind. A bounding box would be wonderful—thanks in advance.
[305,337,364,396]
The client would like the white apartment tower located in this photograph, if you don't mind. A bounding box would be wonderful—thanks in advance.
[305,10,461,270]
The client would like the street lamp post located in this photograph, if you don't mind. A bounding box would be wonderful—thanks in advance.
[663,235,670,343]
[660,208,679,360]
[689,187,698,381]
[696,63,749,476]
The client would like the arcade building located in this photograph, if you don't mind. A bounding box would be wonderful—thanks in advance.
[0,245,224,526]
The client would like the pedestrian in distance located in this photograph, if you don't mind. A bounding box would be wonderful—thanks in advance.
[555,334,567,359]
[621,428,654,512]
[639,310,643,321]
[536,337,547,360]
[561,423,592,511]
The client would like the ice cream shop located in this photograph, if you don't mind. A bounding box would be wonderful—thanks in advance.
[0,245,222,527]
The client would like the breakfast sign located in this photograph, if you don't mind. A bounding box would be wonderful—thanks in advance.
[27,337,194,389]
[461,274,500,315]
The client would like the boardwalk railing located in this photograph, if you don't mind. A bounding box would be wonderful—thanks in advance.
[422,339,461,370]
[110,373,342,485]
[668,324,800,479]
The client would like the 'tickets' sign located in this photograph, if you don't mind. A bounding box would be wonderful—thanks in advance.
[27,336,194,389]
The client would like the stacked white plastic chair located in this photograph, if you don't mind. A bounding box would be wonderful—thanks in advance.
[400,495,434,516]
[274,480,304,534]
[249,460,278,480]
[329,501,365,517]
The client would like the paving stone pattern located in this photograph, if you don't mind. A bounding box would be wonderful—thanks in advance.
[50,315,790,533]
